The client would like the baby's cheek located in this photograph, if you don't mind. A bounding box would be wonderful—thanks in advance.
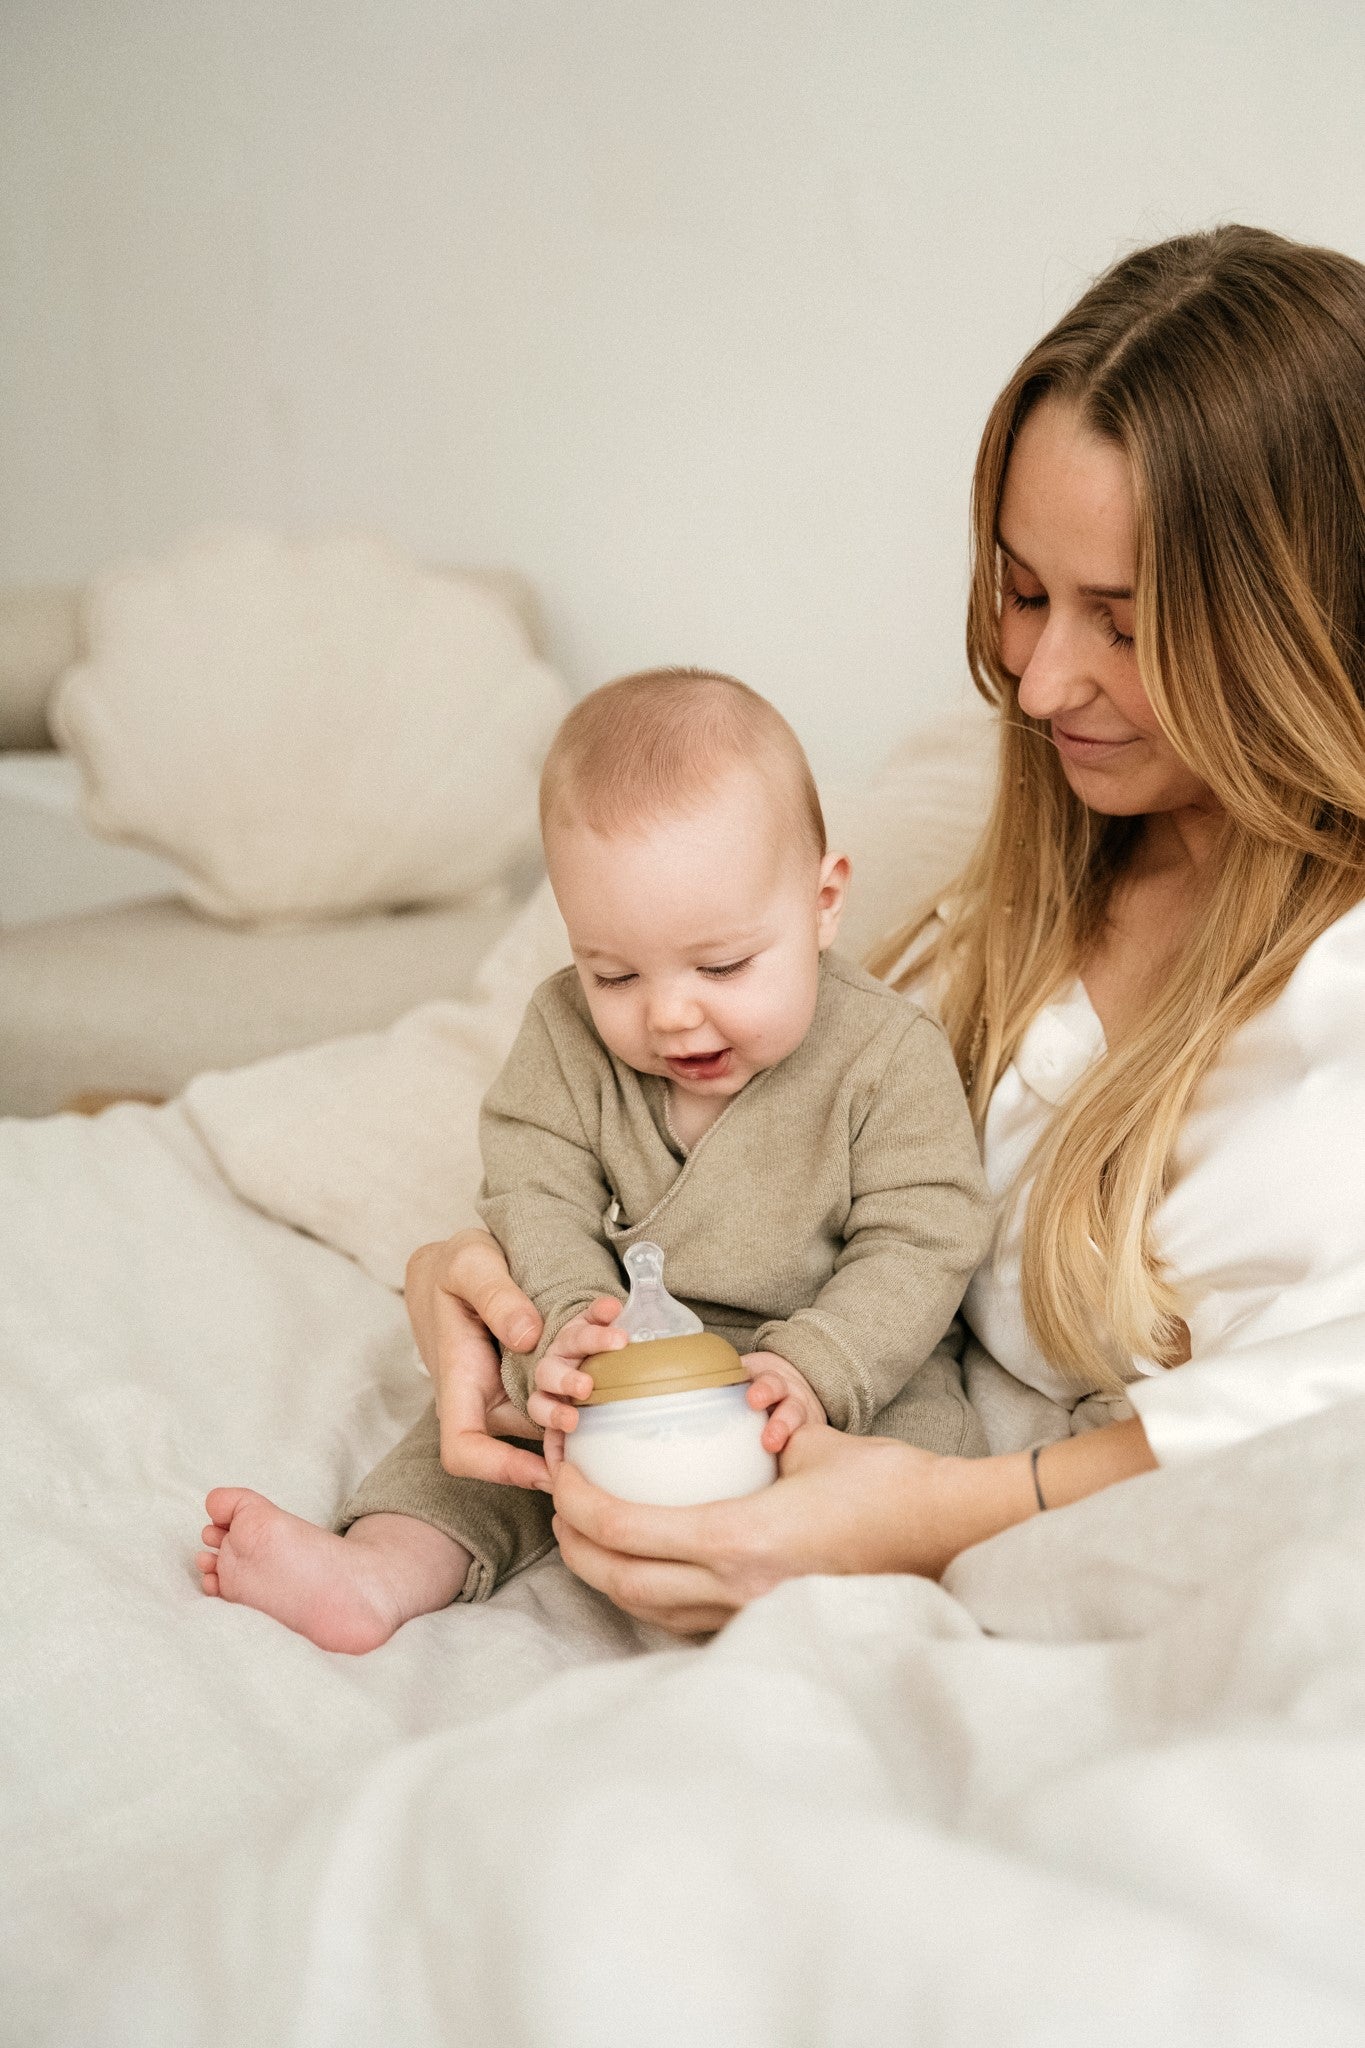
[739,1000,813,1067]
[585,1002,644,1069]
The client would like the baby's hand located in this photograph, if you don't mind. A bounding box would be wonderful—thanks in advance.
[741,1351,827,1454]
[527,1299,628,1470]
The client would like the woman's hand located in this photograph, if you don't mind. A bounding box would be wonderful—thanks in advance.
[403,1229,550,1490]
[550,1414,1158,1634]
[550,1424,945,1635]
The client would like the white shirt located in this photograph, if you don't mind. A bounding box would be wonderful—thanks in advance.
[949,897,1365,1465]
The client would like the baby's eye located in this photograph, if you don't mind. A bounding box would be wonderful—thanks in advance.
[699,958,751,980]
[593,971,638,989]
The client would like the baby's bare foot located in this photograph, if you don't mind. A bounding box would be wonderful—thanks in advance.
[196,1490,470,1654]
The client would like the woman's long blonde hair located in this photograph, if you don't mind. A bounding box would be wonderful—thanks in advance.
[872,225,1365,1391]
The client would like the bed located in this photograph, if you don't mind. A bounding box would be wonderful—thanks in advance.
[5,716,1365,2045]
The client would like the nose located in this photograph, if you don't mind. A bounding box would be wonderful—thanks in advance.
[1014,610,1101,724]
[646,982,706,1038]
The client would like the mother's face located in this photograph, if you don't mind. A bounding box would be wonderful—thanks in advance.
[996,397,1214,821]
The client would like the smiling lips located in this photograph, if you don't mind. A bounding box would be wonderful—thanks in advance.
[1052,723,1136,759]
[666,1049,733,1082]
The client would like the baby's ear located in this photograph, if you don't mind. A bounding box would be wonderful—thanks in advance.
[816,851,852,948]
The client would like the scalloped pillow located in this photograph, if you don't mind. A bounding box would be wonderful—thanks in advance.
[50,527,570,922]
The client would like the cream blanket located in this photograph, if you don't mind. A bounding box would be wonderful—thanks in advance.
[6,1103,1363,2043]
[7,710,1365,2040]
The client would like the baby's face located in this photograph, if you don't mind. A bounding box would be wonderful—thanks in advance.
[547,766,849,1111]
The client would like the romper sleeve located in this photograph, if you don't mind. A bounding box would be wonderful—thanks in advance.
[752,1011,994,1433]
[476,991,627,1411]
[1126,900,1365,1464]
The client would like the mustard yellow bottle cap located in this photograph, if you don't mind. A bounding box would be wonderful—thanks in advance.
[583,1332,747,1406]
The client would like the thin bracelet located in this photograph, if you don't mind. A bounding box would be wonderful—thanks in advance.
[1030,1443,1049,1513]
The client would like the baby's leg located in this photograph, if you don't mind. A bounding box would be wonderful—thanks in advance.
[197,1402,554,1651]
[336,1401,556,1604]
[196,1494,470,1654]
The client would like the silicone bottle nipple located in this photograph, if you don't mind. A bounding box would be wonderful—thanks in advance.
[616,1241,703,1344]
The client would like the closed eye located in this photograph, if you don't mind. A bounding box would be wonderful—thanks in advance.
[699,958,752,979]
[593,971,637,989]
[1008,586,1133,651]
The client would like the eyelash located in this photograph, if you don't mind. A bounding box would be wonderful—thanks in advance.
[592,958,752,990]
[1005,588,1134,652]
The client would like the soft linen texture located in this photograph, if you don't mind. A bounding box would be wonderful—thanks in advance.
[4,1097,1364,2044]
[65,1405,1365,2044]
[49,525,569,921]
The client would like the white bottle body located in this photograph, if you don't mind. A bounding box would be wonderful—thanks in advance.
[563,1383,777,1506]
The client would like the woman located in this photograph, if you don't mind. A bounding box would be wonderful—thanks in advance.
[407,225,1365,1634]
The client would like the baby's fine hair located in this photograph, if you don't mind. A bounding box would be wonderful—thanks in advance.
[539,668,827,860]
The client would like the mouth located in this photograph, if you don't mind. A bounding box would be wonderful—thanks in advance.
[1051,724,1138,763]
[664,1048,733,1083]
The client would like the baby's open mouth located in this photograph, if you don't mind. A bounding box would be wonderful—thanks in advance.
[665,1049,733,1082]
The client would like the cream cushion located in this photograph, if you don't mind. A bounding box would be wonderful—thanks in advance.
[0,889,524,1118]
[49,528,569,922]
[184,706,999,1288]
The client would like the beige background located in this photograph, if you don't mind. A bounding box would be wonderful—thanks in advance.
[3,0,1364,775]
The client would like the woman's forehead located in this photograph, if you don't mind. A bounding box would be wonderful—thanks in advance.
[999,399,1135,588]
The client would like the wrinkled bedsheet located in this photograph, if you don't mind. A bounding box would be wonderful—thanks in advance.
[0,1103,643,2044]
[5,1100,1365,2044]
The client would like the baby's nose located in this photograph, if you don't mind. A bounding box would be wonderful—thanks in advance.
[647,986,706,1035]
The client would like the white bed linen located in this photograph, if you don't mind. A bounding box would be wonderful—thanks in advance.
[6,1099,1365,2043]
[0,1102,643,2044]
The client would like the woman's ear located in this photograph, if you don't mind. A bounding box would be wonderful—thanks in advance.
[815,851,852,949]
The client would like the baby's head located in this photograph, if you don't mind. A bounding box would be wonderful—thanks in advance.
[540,669,849,1109]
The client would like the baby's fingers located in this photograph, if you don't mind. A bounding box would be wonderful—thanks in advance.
[528,1389,582,1435]
[745,1371,790,1414]
[760,1396,807,1454]
[535,1355,595,1401]
[543,1426,567,1474]
[548,1320,630,1368]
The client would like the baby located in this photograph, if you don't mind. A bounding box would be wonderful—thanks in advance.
[197,669,992,1648]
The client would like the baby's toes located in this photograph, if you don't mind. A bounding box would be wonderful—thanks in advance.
[205,1485,257,1527]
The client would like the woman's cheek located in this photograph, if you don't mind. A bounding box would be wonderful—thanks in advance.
[1104,662,1165,740]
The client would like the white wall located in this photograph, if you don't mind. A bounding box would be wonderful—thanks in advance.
[3,0,1364,778]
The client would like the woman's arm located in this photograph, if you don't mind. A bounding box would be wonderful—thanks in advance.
[550,1415,1157,1635]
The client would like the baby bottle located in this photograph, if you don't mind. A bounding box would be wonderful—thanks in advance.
[562,1242,778,1506]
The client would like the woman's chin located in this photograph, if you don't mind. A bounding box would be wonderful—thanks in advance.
[1057,756,1164,817]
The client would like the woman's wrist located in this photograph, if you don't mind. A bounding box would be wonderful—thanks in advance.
[916,1447,1039,1577]
[813,1437,1034,1582]
[914,1419,1159,1577]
